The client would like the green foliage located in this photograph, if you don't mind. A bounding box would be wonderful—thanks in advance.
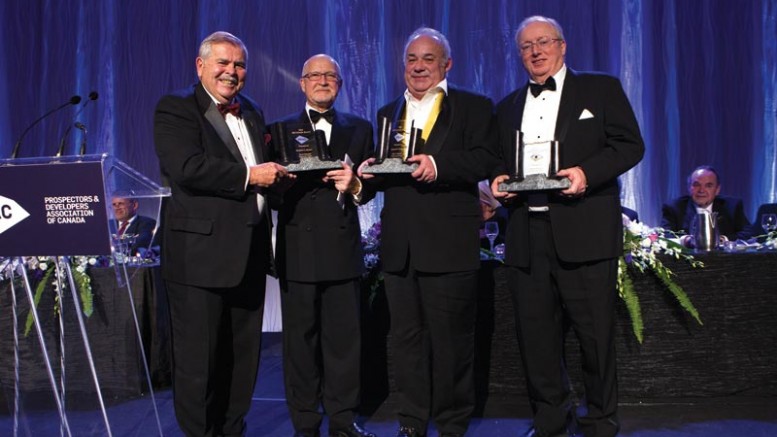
[619,224,704,343]
[617,257,644,343]
[24,264,54,336]
[21,257,95,336]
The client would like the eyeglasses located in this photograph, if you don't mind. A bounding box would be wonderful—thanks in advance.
[519,37,563,54]
[302,72,340,82]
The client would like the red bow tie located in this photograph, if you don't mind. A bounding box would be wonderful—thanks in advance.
[217,101,241,117]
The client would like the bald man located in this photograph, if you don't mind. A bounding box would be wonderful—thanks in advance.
[272,54,375,437]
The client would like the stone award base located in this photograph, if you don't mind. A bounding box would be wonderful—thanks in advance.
[498,173,571,192]
[361,157,418,174]
[284,156,343,172]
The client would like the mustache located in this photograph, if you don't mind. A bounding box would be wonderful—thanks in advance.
[218,75,238,85]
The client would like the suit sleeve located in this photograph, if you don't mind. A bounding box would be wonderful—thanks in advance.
[353,121,378,204]
[660,203,681,232]
[732,199,751,239]
[576,77,645,190]
[154,94,249,200]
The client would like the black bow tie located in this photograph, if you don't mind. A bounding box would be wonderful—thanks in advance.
[217,101,241,117]
[529,76,557,97]
[309,109,335,124]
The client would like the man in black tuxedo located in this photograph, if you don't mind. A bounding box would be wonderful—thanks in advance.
[110,194,157,255]
[154,31,291,437]
[491,16,644,437]
[661,165,750,245]
[272,54,375,437]
[359,28,498,437]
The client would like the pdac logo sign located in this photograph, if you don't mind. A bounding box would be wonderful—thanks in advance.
[0,195,30,236]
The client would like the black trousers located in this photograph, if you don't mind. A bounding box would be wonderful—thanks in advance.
[280,278,362,435]
[507,213,619,437]
[166,228,268,437]
[383,264,478,436]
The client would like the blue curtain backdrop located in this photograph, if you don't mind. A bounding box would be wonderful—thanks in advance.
[1,0,776,226]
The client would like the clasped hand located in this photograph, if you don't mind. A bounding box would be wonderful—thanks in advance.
[249,162,294,188]
[356,154,436,183]
[490,166,588,204]
[323,161,357,193]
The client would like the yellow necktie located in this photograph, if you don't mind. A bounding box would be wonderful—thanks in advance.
[421,92,444,142]
[402,92,444,159]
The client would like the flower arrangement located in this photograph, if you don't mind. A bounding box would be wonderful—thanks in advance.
[361,221,383,305]
[1,251,158,336]
[360,218,709,343]
[0,256,101,335]
[618,220,704,343]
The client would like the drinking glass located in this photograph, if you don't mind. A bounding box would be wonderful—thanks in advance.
[762,213,777,234]
[484,221,499,253]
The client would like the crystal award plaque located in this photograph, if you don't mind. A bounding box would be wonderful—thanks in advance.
[498,131,571,192]
[271,122,342,172]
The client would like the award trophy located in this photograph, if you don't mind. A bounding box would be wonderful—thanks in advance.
[498,131,571,192]
[271,122,342,172]
[361,116,422,174]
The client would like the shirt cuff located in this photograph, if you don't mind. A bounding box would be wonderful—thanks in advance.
[351,177,363,204]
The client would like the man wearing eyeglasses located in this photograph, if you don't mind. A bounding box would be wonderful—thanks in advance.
[359,28,498,437]
[271,54,376,437]
[490,16,644,437]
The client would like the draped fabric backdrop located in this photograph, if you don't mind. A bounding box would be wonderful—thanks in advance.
[2,0,776,228]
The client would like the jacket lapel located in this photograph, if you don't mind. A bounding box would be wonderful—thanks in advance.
[510,87,529,175]
[329,112,353,160]
[554,69,577,146]
[240,96,266,163]
[422,92,452,155]
[197,84,245,163]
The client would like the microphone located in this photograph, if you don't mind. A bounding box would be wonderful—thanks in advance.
[11,95,81,159]
[55,92,98,157]
[75,122,88,155]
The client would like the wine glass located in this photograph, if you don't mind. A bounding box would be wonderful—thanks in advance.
[762,213,777,234]
[484,221,499,254]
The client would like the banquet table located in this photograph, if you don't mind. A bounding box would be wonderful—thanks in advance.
[362,251,777,410]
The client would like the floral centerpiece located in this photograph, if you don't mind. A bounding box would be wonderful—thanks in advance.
[361,217,709,343]
[361,221,383,306]
[1,250,159,336]
[618,219,704,343]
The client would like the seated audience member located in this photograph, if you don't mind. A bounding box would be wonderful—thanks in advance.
[661,166,750,246]
[111,194,157,254]
[746,203,777,241]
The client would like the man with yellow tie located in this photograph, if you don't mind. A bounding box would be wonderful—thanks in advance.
[359,27,499,437]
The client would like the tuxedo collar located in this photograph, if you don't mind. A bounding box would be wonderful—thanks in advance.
[196,83,265,164]
[391,88,453,155]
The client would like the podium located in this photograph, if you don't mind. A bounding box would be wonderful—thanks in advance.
[0,154,170,436]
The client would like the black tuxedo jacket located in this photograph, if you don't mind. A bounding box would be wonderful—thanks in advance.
[154,83,274,288]
[660,195,750,240]
[112,215,157,253]
[495,70,645,265]
[272,110,374,282]
[376,86,499,273]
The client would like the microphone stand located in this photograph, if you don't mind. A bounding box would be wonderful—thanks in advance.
[11,95,81,159]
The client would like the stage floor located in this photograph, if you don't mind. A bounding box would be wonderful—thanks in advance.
[1,332,776,436]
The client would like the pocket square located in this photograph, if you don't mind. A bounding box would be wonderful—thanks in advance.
[579,109,594,120]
